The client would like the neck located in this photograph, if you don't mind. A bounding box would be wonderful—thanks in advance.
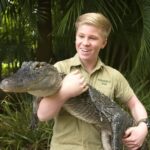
[81,59,97,73]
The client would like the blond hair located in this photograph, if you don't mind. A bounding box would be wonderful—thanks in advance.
[75,12,112,38]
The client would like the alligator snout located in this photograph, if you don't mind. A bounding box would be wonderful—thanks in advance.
[0,79,10,92]
[0,78,25,93]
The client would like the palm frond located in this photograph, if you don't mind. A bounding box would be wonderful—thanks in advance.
[0,0,8,12]
[56,0,84,36]
[133,0,150,78]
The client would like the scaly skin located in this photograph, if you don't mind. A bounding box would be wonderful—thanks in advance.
[0,61,63,96]
[0,61,148,150]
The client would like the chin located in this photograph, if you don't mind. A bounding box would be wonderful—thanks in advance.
[80,56,90,62]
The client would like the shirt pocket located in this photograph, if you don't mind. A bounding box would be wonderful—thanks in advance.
[94,78,114,100]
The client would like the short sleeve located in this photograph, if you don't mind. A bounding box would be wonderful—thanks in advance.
[54,61,68,74]
[114,71,135,103]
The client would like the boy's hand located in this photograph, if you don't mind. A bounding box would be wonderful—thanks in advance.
[60,70,88,99]
[122,122,148,150]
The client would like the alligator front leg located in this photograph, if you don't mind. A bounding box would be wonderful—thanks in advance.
[29,96,41,129]
[101,129,112,150]
[111,113,125,150]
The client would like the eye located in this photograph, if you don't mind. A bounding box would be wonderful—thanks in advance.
[33,62,45,70]
[35,64,41,69]
[77,34,84,38]
[80,35,84,38]
[89,36,98,40]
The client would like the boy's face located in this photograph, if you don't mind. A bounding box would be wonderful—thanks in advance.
[75,24,107,63]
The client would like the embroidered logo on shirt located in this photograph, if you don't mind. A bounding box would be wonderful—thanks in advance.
[98,79,111,85]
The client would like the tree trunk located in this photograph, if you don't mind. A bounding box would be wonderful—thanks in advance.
[36,0,56,63]
[0,61,2,80]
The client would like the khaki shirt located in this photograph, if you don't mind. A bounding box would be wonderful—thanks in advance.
[50,54,134,150]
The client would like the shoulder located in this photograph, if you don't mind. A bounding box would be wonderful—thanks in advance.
[103,66,135,102]
[102,65,130,89]
[54,54,81,73]
[103,65,124,79]
[54,57,74,73]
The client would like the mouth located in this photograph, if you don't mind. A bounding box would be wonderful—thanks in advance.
[80,48,90,52]
[80,49,91,56]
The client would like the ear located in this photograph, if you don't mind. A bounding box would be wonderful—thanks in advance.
[101,38,107,49]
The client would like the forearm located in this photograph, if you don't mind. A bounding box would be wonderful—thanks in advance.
[37,92,67,121]
[130,98,148,132]
[123,95,148,149]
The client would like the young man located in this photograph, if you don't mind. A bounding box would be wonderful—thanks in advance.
[37,13,148,150]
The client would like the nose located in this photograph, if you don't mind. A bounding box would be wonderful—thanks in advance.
[82,38,90,46]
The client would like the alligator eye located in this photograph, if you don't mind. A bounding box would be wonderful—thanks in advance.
[35,63,45,69]
[35,64,41,69]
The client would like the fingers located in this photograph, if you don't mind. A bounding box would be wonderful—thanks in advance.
[123,128,132,138]
[82,83,89,92]
[72,70,88,91]
[123,127,144,150]
[60,70,88,98]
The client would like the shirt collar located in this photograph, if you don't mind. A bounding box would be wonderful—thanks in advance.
[70,53,105,72]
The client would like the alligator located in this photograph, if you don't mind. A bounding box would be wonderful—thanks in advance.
[0,61,148,150]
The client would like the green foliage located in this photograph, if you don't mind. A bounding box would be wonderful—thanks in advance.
[0,93,53,150]
[0,0,38,66]
[129,77,150,116]
[1,0,150,79]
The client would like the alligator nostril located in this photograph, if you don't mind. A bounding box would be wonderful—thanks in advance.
[0,79,9,88]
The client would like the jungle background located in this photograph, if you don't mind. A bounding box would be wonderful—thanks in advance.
[0,0,150,149]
